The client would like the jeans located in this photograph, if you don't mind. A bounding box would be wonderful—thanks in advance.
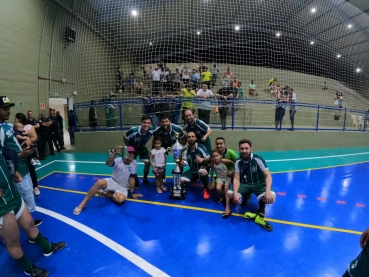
[14,173,35,212]
[68,127,75,144]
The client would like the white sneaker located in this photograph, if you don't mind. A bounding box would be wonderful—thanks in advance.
[31,159,37,166]
[34,159,41,165]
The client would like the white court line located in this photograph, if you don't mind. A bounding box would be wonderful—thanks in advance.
[36,206,170,277]
[266,151,369,162]
[51,151,369,165]
[35,161,56,171]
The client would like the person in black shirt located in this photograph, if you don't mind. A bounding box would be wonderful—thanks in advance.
[49,111,62,151]
[89,100,97,131]
[56,111,65,149]
[68,110,77,145]
[38,111,55,158]
[216,83,233,130]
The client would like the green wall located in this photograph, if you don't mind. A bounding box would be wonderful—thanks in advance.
[75,130,369,153]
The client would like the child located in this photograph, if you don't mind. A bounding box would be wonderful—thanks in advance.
[209,150,233,204]
[149,137,167,193]
[13,122,41,165]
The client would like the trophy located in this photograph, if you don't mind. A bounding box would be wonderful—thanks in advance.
[167,132,187,200]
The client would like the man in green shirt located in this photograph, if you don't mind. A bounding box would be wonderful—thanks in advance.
[0,124,66,277]
[223,139,276,230]
[105,103,116,130]
[183,109,212,154]
[124,115,156,186]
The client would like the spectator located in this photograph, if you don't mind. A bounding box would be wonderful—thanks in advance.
[26,110,41,161]
[196,84,214,124]
[268,77,277,87]
[211,64,219,87]
[181,66,190,84]
[191,69,200,90]
[142,93,158,127]
[288,88,297,131]
[236,81,245,99]
[68,110,77,145]
[38,111,55,158]
[201,67,212,88]
[88,100,97,131]
[198,62,206,74]
[128,72,135,92]
[249,80,258,96]
[275,86,288,129]
[151,67,162,95]
[322,81,328,90]
[223,67,232,84]
[216,83,233,130]
[134,79,144,94]
[105,102,116,130]
[172,69,181,93]
[161,68,170,93]
[180,84,196,123]
[49,110,63,151]
[56,111,65,149]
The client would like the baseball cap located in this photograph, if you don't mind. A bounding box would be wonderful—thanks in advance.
[0,96,15,108]
[127,146,136,152]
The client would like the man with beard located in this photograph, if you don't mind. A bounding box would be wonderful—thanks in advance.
[153,114,186,183]
[124,115,156,188]
[180,131,211,199]
[183,109,212,154]
[223,139,276,231]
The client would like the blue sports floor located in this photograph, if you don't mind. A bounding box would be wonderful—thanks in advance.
[1,147,369,277]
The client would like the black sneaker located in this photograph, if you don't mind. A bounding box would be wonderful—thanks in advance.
[28,236,48,244]
[24,265,49,277]
[34,219,42,227]
[43,242,66,257]
[142,179,151,185]
[241,195,252,207]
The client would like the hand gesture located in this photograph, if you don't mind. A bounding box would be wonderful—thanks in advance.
[264,190,274,204]
[131,193,143,199]
[195,155,204,164]
[115,146,122,155]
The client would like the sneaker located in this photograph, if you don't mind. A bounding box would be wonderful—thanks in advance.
[43,241,66,257]
[34,187,40,196]
[254,215,273,231]
[142,179,151,185]
[241,194,252,207]
[34,159,41,165]
[24,265,49,277]
[34,219,42,227]
[28,236,48,244]
[257,205,266,218]
[31,159,38,166]
[203,189,210,200]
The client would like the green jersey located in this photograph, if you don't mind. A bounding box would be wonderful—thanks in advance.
[0,122,28,177]
[184,119,212,153]
[235,153,268,185]
[106,104,115,119]
[124,126,156,150]
[152,124,184,149]
[220,148,238,171]
[183,143,209,174]
[0,127,21,217]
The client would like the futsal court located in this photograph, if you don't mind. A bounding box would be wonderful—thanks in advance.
[1,147,368,277]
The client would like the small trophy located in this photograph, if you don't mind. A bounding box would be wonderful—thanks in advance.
[167,132,187,200]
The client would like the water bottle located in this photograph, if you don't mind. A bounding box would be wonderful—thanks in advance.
[123,146,128,159]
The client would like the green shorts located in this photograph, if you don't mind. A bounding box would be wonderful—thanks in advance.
[134,147,149,162]
[181,168,208,182]
[345,247,369,277]
[229,183,266,198]
[0,195,24,227]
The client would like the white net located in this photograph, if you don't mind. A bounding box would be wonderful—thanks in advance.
[49,0,369,130]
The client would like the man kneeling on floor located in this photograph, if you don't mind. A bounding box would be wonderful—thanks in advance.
[73,146,142,215]
[223,139,276,231]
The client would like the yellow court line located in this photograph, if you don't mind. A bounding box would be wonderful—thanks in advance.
[37,171,55,181]
[38,185,362,235]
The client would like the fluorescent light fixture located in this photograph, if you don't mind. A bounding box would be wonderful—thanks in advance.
[235,25,240,31]
[311,8,316,13]
[131,10,138,16]
[337,54,341,58]
[310,41,315,45]
[149,42,153,46]
[356,68,361,73]
[276,32,281,37]
[347,24,352,29]
[197,31,201,35]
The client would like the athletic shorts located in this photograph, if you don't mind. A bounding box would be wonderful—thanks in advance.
[227,183,275,200]
[134,147,149,162]
[153,166,165,178]
[345,247,369,277]
[104,178,128,197]
[181,168,208,183]
[0,197,25,229]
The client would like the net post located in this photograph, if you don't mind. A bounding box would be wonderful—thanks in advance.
[119,104,123,131]
[316,105,320,131]
[231,99,235,130]
[343,108,347,131]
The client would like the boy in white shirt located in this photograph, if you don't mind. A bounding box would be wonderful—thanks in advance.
[196,84,214,124]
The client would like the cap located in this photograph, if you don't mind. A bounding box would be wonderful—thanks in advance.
[0,96,15,108]
[127,146,136,153]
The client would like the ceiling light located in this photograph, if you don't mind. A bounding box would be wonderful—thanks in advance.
[310,41,315,45]
[131,10,138,16]
[311,8,316,13]
[276,32,281,37]
[347,24,352,29]
[337,54,341,58]
[356,68,361,73]
[149,42,153,46]
[197,31,201,35]
[235,25,240,31]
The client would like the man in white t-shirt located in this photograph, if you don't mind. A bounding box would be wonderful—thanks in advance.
[73,146,142,215]
[196,84,214,124]
[151,67,162,95]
